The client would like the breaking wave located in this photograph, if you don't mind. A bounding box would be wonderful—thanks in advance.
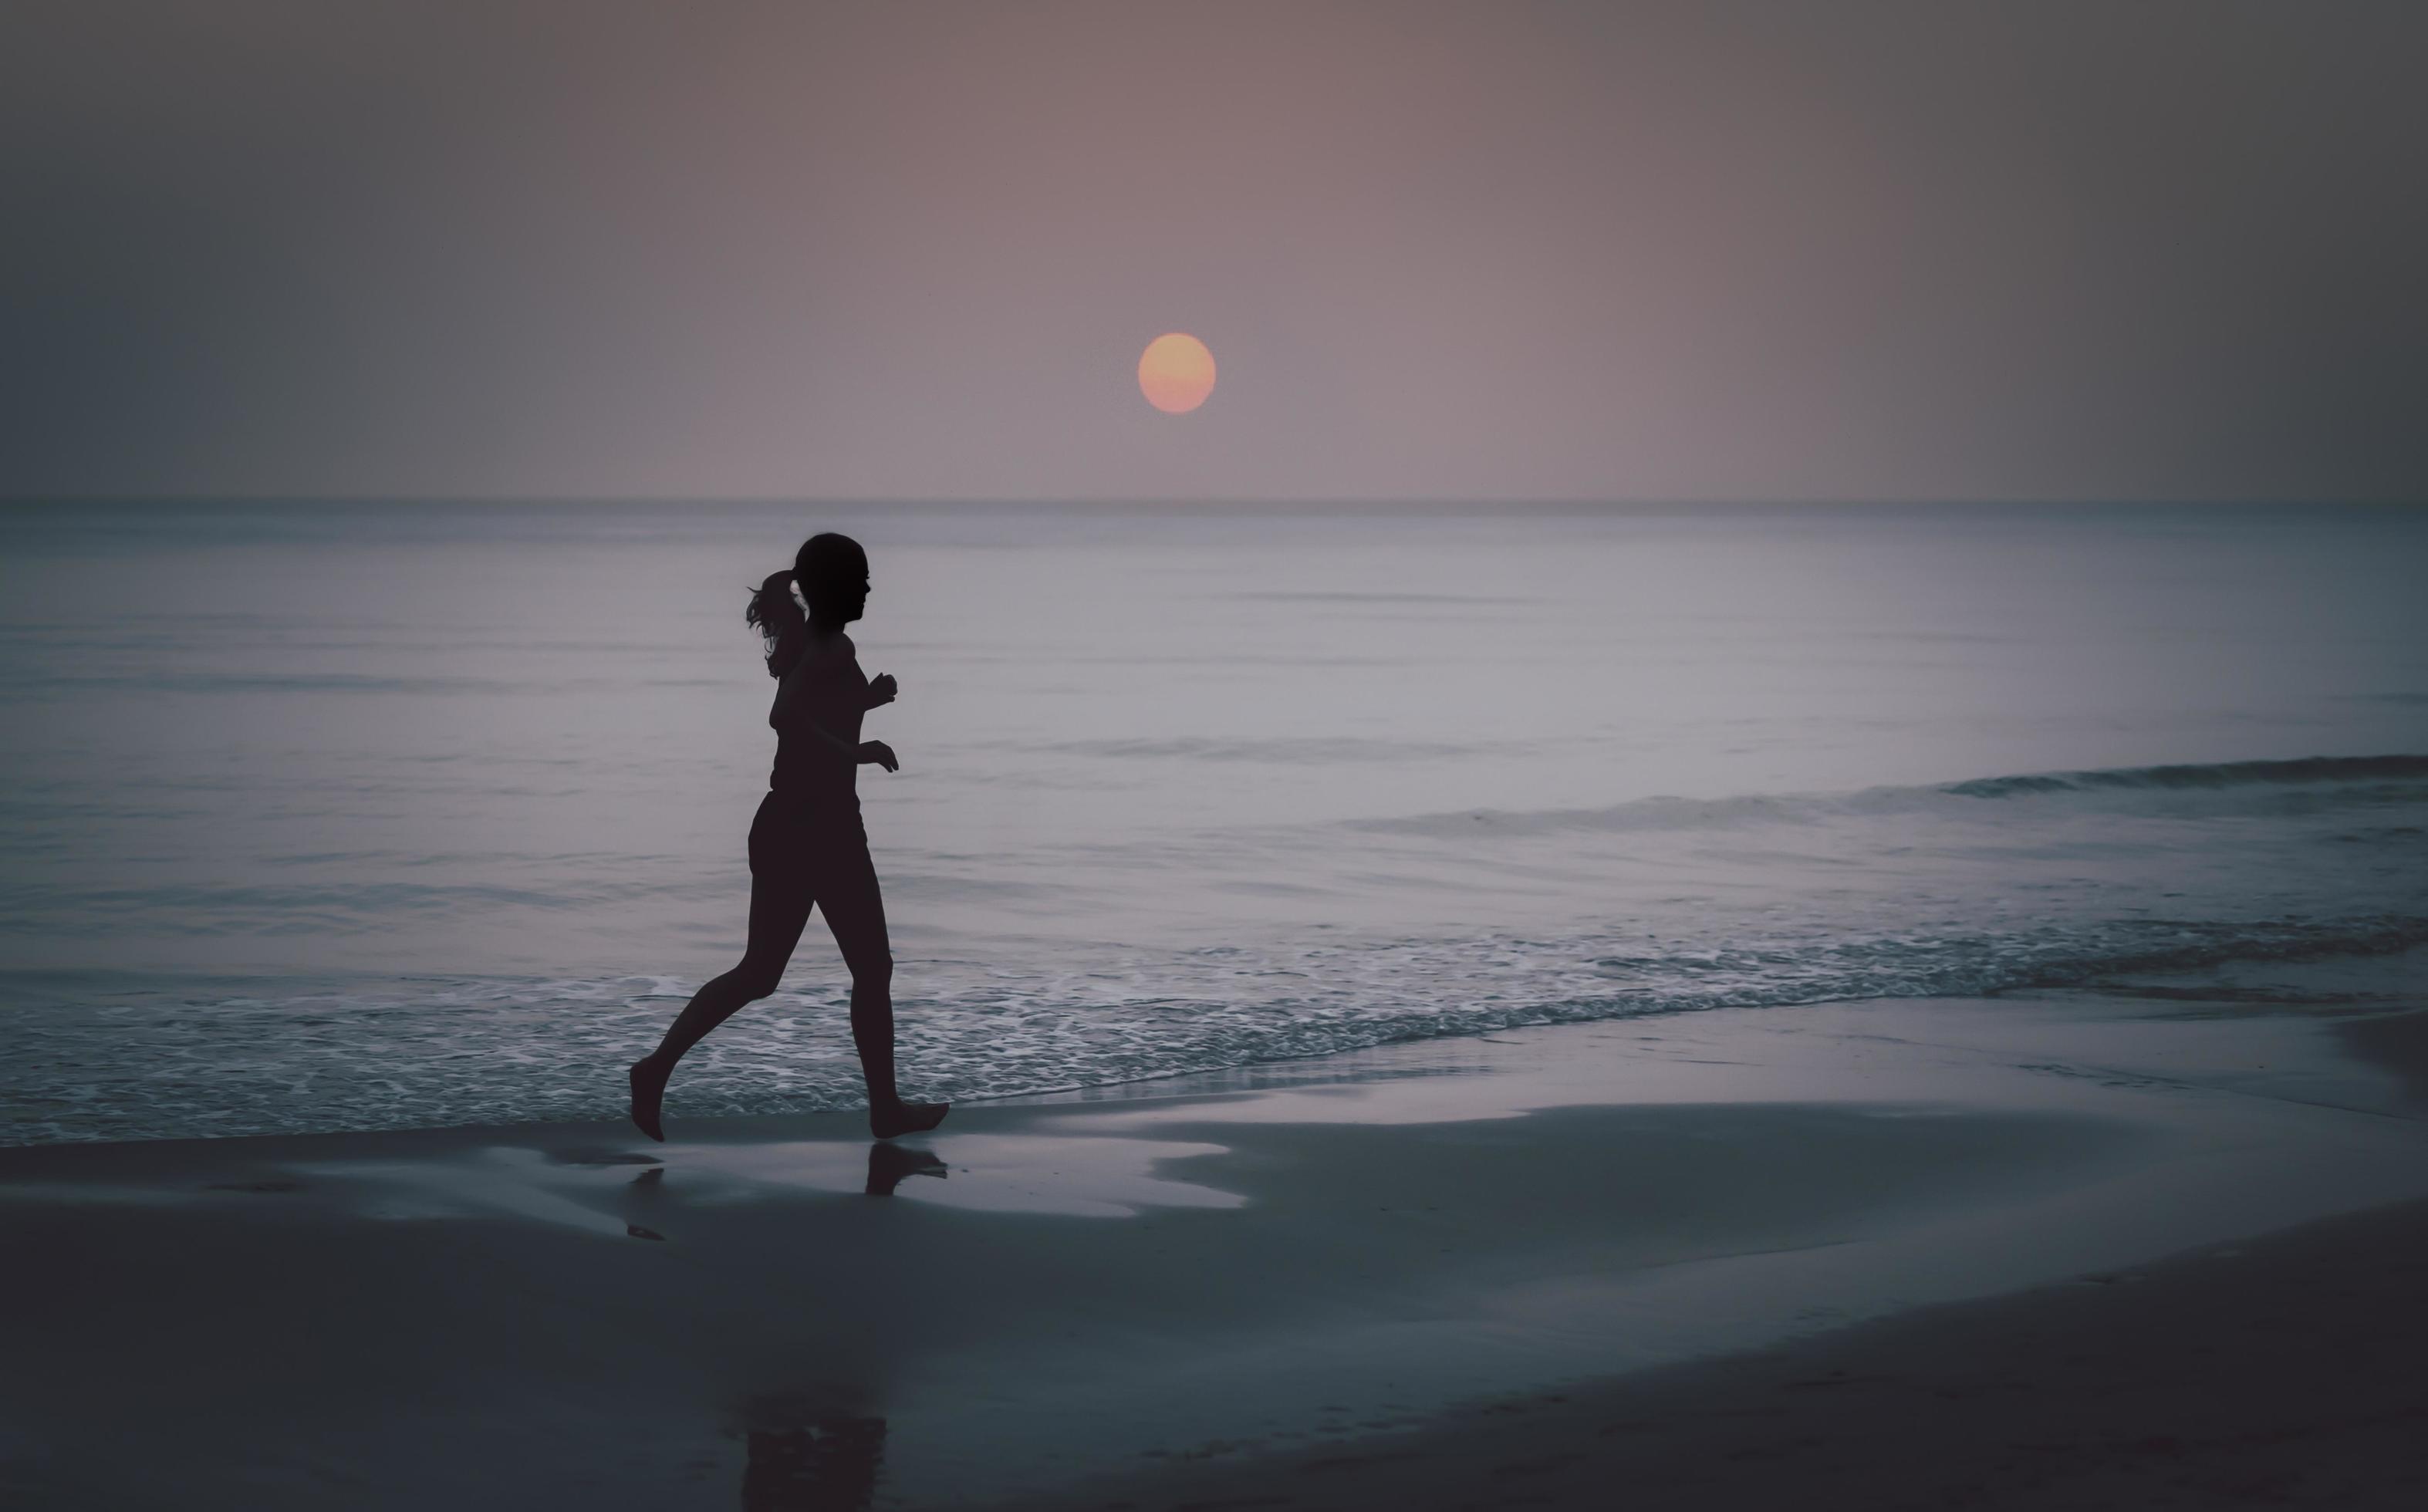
[1350,754,2428,838]
[8,913,2424,1147]
[1945,754,2428,798]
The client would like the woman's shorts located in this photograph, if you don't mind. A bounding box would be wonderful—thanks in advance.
[748,790,870,884]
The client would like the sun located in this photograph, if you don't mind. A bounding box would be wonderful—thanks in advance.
[1138,332,1216,414]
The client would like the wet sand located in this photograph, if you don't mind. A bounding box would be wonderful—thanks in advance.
[988,1194,2428,1511]
[0,957,2422,1508]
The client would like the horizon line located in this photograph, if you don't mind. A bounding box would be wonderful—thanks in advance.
[6,494,2424,510]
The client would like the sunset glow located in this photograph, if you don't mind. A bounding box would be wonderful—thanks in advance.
[1138,332,1216,414]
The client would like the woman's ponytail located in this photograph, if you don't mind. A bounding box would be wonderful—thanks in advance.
[746,568,807,679]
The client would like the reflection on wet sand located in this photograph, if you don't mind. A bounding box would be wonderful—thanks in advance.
[866,1141,947,1196]
[738,1396,887,1511]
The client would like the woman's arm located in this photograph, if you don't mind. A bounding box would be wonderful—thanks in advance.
[770,652,855,755]
[795,712,862,761]
[772,650,896,768]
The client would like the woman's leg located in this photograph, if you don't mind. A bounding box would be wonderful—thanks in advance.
[628,859,816,1141]
[814,837,947,1139]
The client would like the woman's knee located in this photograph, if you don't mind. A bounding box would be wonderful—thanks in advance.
[731,960,787,1001]
[847,950,893,990]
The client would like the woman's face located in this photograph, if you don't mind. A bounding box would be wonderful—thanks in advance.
[809,569,870,624]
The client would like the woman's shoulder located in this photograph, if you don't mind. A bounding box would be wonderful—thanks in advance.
[798,630,855,665]
[820,630,863,670]
[782,632,858,688]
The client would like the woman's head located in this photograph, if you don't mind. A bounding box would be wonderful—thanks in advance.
[745,532,870,677]
[795,533,870,628]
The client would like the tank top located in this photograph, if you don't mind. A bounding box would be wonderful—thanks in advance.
[768,634,868,805]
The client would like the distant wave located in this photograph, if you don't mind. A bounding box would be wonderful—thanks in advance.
[1041,736,1493,763]
[1349,755,2428,838]
[1944,754,2428,798]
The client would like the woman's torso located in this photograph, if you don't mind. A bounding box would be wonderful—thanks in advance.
[768,632,866,805]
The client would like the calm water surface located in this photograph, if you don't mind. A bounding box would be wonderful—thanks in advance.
[3,501,2424,1142]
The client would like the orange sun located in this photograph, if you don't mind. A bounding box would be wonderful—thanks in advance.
[1137,332,1216,414]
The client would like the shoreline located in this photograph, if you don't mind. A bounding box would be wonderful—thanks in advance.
[2,957,2422,1507]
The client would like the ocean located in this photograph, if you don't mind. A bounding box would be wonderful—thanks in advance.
[3,501,2424,1144]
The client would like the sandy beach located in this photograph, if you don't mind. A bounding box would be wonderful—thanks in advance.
[1,951,2421,1508]
[988,1193,2428,1511]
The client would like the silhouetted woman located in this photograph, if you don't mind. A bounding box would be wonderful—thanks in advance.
[629,533,948,1142]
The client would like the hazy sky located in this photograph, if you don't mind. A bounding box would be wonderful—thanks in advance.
[5,2,2424,502]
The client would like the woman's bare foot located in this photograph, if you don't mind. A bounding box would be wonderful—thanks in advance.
[629,1057,670,1142]
[869,1099,948,1140]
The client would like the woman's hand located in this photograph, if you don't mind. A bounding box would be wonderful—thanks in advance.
[866,673,898,708]
[858,741,900,773]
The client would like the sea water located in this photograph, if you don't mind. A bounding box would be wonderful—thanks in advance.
[2,501,2423,1143]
